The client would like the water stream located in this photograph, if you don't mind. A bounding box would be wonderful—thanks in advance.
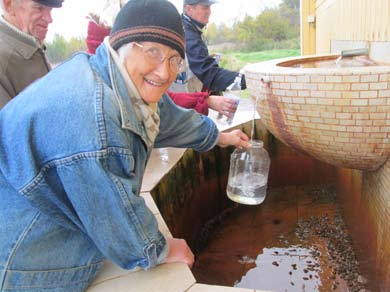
[250,94,258,142]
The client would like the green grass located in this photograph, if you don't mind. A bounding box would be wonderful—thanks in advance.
[219,49,300,71]
[216,49,300,99]
[234,49,300,63]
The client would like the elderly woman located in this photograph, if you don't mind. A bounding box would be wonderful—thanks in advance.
[0,0,250,291]
[86,0,238,118]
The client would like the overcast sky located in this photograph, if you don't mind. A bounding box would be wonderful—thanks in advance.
[47,0,281,42]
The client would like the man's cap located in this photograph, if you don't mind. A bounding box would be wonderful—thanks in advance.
[32,0,64,8]
[109,0,185,59]
[184,0,217,5]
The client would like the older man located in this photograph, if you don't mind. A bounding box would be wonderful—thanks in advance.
[0,0,250,291]
[0,0,63,108]
[182,0,246,93]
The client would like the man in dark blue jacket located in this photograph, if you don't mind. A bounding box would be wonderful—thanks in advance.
[181,0,246,93]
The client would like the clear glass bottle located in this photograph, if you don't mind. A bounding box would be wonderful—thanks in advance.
[227,140,271,205]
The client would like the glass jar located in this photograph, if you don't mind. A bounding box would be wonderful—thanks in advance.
[227,140,271,205]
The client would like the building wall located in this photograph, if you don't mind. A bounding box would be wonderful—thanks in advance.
[315,0,390,53]
[302,0,390,60]
[300,0,317,55]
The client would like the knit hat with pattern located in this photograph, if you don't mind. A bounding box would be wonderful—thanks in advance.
[109,0,185,58]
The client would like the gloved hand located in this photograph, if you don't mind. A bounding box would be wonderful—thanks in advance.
[100,0,122,28]
[227,73,246,91]
[227,74,242,91]
[240,74,246,90]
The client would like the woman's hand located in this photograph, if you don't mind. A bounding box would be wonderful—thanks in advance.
[218,129,251,149]
[206,95,238,118]
[163,238,195,268]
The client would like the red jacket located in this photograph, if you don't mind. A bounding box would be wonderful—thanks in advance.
[86,21,110,54]
[167,91,208,115]
[86,21,209,115]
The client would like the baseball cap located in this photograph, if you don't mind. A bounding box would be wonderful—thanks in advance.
[32,0,64,8]
[184,0,217,5]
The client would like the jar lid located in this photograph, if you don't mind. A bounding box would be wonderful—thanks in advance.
[251,140,264,148]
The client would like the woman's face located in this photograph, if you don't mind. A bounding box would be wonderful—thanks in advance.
[124,42,181,104]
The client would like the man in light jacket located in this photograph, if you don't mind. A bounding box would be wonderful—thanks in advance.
[0,0,63,108]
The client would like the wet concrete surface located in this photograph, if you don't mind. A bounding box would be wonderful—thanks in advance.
[192,184,377,292]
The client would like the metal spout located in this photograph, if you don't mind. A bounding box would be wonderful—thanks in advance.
[335,48,369,66]
[341,48,369,58]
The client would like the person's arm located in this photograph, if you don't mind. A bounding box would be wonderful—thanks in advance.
[166,90,209,115]
[218,129,251,149]
[166,91,239,118]
[55,155,170,270]
[0,79,12,109]
[54,151,193,269]
[86,19,111,54]
[164,238,194,268]
[156,93,219,150]
[156,93,250,150]
[185,30,239,92]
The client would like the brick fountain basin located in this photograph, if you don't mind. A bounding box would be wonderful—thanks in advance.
[244,54,390,171]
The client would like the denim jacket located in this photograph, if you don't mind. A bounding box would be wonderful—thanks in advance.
[0,43,219,292]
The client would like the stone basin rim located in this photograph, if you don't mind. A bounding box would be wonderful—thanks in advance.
[244,53,390,76]
[244,53,390,171]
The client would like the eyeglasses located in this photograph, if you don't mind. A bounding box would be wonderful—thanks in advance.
[134,43,184,72]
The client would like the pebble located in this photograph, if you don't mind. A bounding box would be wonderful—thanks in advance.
[294,185,368,292]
